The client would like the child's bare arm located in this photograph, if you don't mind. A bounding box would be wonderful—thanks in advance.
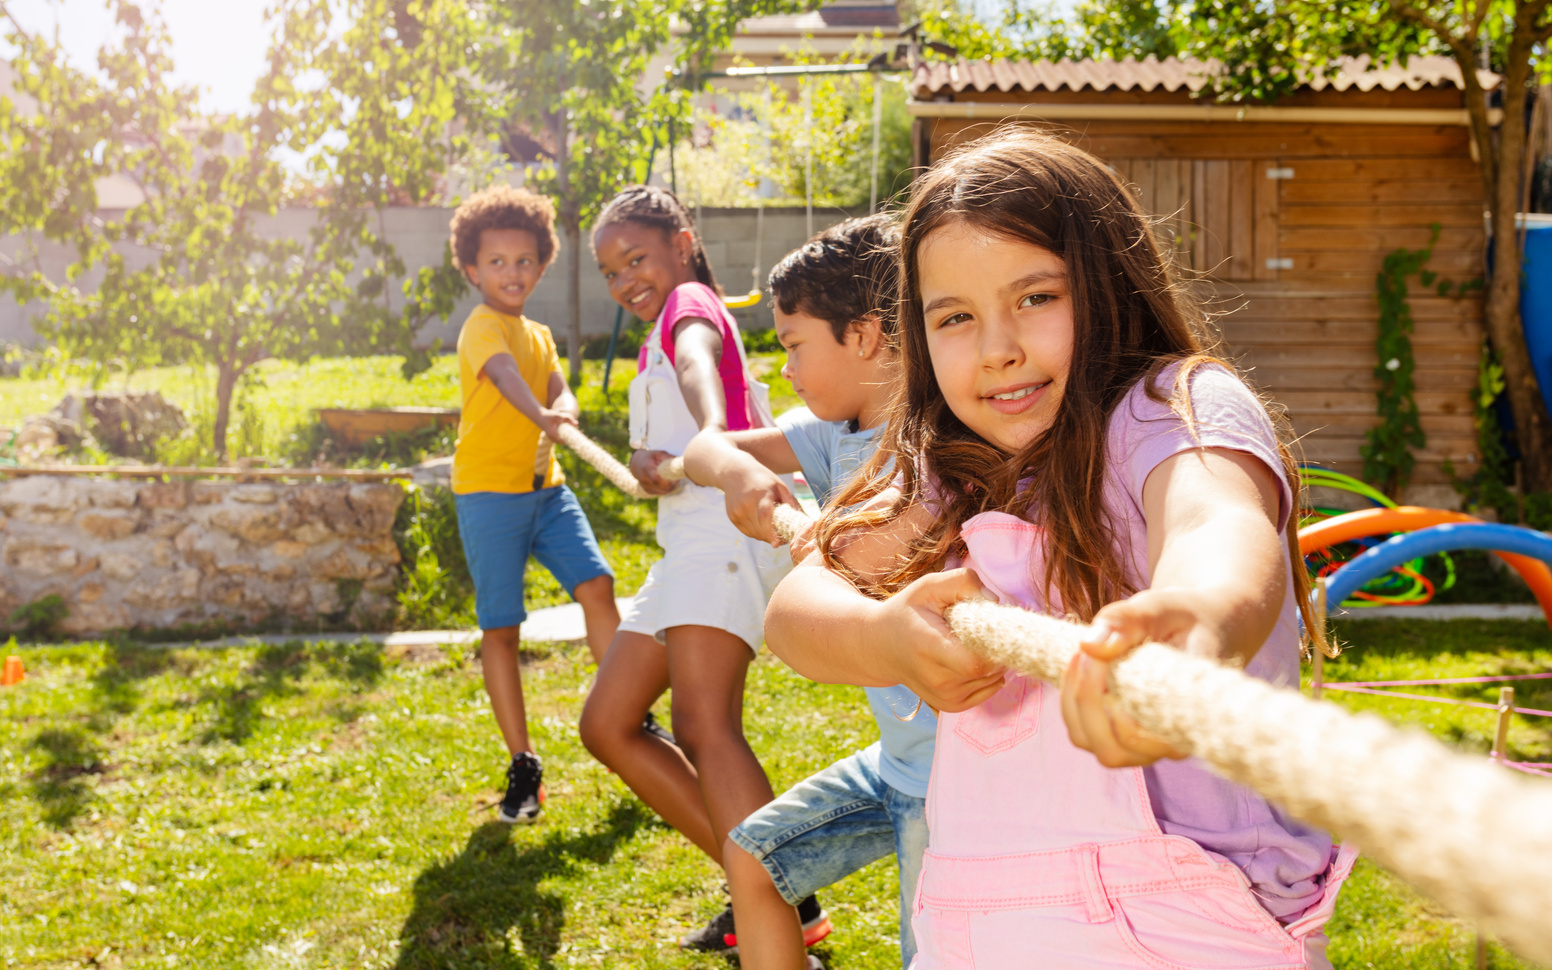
[546,369,579,420]
[1063,446,1286,767]
[682,428,801,545]
[671,317,726,432]
[765,492,1007,710]
[484,353,576,439]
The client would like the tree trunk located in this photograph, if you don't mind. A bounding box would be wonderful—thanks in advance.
[553,108,583,384]
[566,220,583,384]
[212,359,239,460]
[1480,19,1552,494]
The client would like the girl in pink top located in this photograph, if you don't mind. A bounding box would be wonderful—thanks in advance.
[765,130,1353,969]
[581,186,801,953]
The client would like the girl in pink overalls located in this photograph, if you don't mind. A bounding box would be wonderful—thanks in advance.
[765,130,1354,969]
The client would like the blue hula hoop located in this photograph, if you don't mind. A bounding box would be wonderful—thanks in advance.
[1322,523,1552,607]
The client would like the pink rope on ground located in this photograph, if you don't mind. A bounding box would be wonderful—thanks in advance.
[1338,671,1552,688]
[1502,761,1552,778]
[1321,683,1552,718]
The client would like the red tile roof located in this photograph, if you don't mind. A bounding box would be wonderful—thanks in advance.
[911,55,1497,98]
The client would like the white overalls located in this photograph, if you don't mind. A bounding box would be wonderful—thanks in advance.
[617,308,792,651]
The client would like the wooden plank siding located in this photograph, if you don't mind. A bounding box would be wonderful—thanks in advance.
[923,116,1485,494]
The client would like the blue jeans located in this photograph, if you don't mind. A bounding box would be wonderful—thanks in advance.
[729,744,928,968]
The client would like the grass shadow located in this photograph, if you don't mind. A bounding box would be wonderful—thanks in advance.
[393,801,650,970]
[88,640,191,721]
[316,639,386,686]
[1329,618,1552,664]
[193,639,388,744]
[28,726,107,829]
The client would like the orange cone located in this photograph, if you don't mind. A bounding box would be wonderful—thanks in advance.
[1,656,24,686]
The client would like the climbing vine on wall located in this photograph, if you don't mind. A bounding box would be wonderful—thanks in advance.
[1448,343,1518,522]
[1362,224,1481,498]
[1447,341,1552,531]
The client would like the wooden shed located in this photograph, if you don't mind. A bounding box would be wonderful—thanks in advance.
[909,56,1497,505]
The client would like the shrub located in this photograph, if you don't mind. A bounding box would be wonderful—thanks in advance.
[393,484,476,630]
[9,594,69,641]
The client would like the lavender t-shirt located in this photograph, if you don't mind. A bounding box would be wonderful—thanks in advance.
[1106,362,1333,922]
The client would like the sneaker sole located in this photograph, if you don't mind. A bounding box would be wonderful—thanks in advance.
[717,912,833,955]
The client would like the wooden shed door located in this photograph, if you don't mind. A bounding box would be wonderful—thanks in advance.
[1111,157,1280,281]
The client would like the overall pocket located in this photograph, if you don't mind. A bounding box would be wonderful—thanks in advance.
[952,674,1041,755]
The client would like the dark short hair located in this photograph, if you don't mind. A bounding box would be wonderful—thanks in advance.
[449,185,559,271]
[767,213,900,344]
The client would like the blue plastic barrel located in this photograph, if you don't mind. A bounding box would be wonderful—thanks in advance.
[1522,221,1552,416]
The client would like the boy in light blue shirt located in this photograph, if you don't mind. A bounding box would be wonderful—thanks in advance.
[683,215,931,969]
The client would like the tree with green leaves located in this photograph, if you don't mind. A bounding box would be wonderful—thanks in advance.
[0,0,474,457]
[996,0,1552,491]
[479,0,798,382]
[669,66,913,213]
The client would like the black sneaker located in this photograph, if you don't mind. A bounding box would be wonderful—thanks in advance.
[643,710,675,744]
[679,902,735,953]
[678,895,831,954]
[498,752,543,824]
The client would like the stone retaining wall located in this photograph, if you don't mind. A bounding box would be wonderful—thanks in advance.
[0,476,405,636]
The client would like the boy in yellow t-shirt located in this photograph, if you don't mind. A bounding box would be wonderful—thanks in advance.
[449,186,629,823]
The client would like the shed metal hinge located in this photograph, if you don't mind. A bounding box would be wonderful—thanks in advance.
[1266,257,1294,270]
[1266,167,1295,179]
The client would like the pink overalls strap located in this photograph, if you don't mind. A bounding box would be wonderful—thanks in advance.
[911,511,1353,970]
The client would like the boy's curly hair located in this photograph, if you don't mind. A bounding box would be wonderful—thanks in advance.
[449,185,559,272]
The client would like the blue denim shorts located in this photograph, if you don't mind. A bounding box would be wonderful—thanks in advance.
[729,744,928,968]
[454,485,612,631]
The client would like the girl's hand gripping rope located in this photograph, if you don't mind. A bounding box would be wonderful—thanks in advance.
[1064,588,1212,767]
[880,569,1010,714]
[628,449,682,496]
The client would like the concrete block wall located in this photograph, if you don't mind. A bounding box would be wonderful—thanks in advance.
[2,205,868,352]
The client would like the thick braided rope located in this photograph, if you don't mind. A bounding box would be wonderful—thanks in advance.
[947,602,1552,964]
[552,424,686,500]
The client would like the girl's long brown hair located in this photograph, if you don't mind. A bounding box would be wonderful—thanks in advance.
[817,128,1323,651]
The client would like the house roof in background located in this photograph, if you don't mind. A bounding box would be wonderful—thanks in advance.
[911,55,1499,98]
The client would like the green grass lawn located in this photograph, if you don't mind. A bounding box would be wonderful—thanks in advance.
[3,619,1550,969]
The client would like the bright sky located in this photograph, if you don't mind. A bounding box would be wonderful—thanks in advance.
[6,0,273,113]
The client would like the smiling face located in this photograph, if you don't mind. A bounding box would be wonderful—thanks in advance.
[463,228,544,316]
[594,221,696,322]
[917,221,1075,453]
